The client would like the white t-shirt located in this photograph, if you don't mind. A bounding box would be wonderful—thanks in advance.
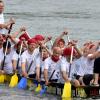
[60,57,76,82]
[35,54,46,80]
[0,49,14,74]
[0,13,6,34]
[60,57,69,83]
[97,46,100,52]
[12,51,23,74]
[44,57,61,80]
[84,57,94,75]
[75,56,94,76]
[35,54,45,72]
[60,57,69,73]
[21,49,39,75]
[0,47,3,52]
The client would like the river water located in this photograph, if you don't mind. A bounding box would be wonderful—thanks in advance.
[0,84,60,100]
[4,0,100,46]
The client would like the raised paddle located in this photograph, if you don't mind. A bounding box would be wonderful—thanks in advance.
[62,46,74,99]
[0,23,13,83]
[9,41,23,87]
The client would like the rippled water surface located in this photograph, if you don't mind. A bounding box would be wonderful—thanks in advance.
[4,0,100,46]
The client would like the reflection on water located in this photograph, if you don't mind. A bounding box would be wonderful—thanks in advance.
[4,0,100,46]
[0,84,60,100]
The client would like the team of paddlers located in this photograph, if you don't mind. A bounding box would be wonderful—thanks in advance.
[0,0,100,98]
[0,26,100,96]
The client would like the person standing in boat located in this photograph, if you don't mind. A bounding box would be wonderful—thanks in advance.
[0,0,15,35]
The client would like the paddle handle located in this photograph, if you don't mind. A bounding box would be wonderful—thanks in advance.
[8,23,13,34]
[27,53,36,73]
[68,46,74,78]
[16,41,23,70]
[25,31,31,39]
[1,55,6,70]
[2,23,13,70]
[67,35,70,43]
[27,60,34,73]
[16,58,20,70]
[5,23,13,42]
[50,40,53,47]
[49,70,55,81]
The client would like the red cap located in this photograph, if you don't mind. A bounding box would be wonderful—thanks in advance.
[17,40,23,45]
[63,47,76,56]
[27,38,37,45]
[19,32,31,41]
[34,34,45,41]
[16,40,23,48]
[57,38,65,44]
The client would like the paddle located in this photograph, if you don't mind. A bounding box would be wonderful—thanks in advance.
[35,67,42,92]
[35,39,53,92]
[49,70,56,81]
[67,35,71,43]
[0,23,13,83]
[62,46,74,99]
[9,41,23,87]
[35,83,41,92]
[39,70,56,95]
[17,56,35,89]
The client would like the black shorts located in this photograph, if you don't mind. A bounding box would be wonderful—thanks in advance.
[83,74,93,85]
[28,74,36,78]
[93,57,100,73]
[49,79,58,82]
[40,79,58,86]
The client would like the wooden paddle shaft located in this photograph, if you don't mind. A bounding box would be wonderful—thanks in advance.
[16,41,23,69]
[49,70,55,81]
[68,46,74,78]
[2,23,13,70]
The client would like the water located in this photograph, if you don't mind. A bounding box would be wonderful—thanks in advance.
[0,84,96,100]
[0,84,60,100]
[4,0,100,46]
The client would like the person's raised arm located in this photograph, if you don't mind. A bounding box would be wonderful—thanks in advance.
[52,31,68,48]
[12,27,26,38]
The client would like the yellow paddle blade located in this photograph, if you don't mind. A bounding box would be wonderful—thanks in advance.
[77,87,87,98]
[9,73,18,87]
[27,79,33,87]
[35,84,41,92]
[0,74,5,83]
[62,82,71,99]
